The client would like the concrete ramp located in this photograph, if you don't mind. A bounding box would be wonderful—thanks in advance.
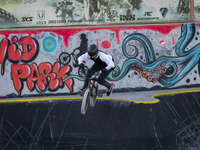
[0,88,200,150]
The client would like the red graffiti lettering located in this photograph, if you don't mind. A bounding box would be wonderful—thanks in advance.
[0,36,39,75]
[0,38,9,75]
[11,64,31,95]
[18,37,38,62]
[27,63,47,91]
[39,62,52,85]
[52,62,73,92]
[8,36,22,62]
[11,62,73,95]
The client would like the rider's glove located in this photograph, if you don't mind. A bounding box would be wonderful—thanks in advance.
[102,68,107,72]
[79,63,85,69]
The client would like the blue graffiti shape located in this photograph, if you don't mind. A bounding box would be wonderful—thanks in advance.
[108,23,200,87]
[160,8,168,18]
[42,36,57,52]
[159,23,200,86]
[122,33,156,63]
[63,74,85,82]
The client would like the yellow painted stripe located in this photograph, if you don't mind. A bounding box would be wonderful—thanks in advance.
[0,89,199,104]
[152,89,200,102]
[153,89,200,97]
[0,97,158,104]
[0,97,144,104]
[133,99,160,104]
[0,97,133,104]
[0,97,82,103]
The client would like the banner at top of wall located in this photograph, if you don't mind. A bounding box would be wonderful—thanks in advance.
[194,0,200,21]
[0,0,190,28]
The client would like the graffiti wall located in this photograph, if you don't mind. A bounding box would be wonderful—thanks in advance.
[0,23,200,98]
[0,0,190,28]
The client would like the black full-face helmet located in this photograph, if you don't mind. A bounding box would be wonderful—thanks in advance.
[88,44,98,56]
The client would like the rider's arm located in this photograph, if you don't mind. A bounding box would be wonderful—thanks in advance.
[78,52,90,64]
[99,52,115,70]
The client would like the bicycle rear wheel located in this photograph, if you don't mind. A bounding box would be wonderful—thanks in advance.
[90,82,98,107]
[59,52,71,65]
[81,89,90,115]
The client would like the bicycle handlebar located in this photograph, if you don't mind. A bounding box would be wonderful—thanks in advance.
[73,48,79,53]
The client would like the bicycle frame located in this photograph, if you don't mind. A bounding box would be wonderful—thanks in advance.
[88,71,100,93]
[59,48,79,66]
[80,72,99,114]
[71,49,78,65]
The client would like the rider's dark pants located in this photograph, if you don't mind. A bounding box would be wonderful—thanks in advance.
[82,63,113,89]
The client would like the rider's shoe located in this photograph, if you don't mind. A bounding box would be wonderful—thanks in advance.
[107,84,113,96]
[79,88,86,92]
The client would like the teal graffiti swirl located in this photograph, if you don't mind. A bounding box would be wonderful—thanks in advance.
[108,23,200,87]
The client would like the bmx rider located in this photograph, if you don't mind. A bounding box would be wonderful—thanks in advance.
[78,44,115,96]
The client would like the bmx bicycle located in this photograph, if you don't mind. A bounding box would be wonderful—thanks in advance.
[59,48,88,77]
[80,73,101,115]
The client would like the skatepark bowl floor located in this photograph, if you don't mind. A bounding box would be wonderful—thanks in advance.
[0,87,200,150]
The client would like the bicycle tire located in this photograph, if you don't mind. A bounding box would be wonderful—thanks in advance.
[81,89,90,115]
[78,66,89,77]
[59,52,71,65]
[90,82,98,107]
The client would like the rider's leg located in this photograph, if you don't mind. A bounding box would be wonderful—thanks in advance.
[80,63,101,90]
[97,68,114,96]
[97,68,112,88]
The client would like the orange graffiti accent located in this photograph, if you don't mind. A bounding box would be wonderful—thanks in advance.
[130,62,167,83]
[147,76,153,81]
[23,14,32,25]
[152,78,157,83]
[142,73,148,78]
[161,62,166,67]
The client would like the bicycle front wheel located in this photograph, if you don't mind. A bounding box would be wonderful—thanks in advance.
[78,66,89,77]
[90,82,98,107]
[81,89,90,115]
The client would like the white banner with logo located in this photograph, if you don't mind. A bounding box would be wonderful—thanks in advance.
[0,0,191,28]
[194,0,200,21]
